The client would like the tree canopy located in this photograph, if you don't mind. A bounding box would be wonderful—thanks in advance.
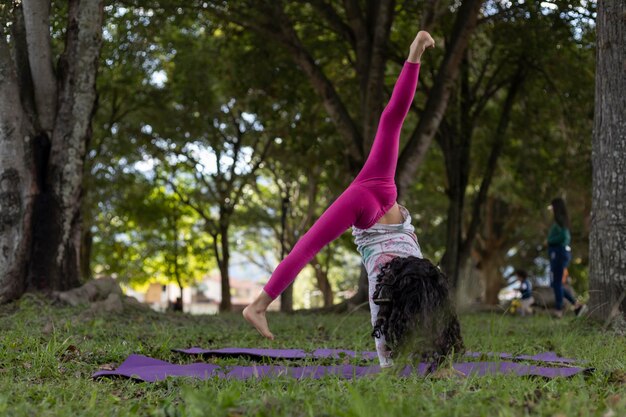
[1,0,600,312]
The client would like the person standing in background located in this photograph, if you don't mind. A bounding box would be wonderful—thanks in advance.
[548,198,586,318]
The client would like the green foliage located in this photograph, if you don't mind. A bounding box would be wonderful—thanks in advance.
[486,0,595,284]
[401,0,596,287]
[84,0,596,300]
[91,170,213,288]
[0,299,624,416]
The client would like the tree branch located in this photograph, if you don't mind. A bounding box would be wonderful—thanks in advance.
[209,3,364,168]
[49,0,104,203]
[469,43,497,101]
[308,0,356,48]
[0,22,27,152]
[163,175,217,235]
[296,166,321,233]
[9,3,38,128]
[240,249,275,275]
[343,0,369,64]
[22,0,57,132]
[420,0,446,32]
[462,64,526,256]
[396,0,483,198]
[361,0,395,148]
[230,137,273,210]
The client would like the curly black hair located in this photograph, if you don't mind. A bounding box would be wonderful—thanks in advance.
[372,256,464,364]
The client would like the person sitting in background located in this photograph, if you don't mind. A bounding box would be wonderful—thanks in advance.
[515,269,534,316]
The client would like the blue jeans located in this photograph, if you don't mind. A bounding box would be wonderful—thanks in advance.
[549,245,576,310]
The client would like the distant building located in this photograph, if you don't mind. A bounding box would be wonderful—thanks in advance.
[124,272,279,314]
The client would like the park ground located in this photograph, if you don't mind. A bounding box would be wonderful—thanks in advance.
[0,296,624,417]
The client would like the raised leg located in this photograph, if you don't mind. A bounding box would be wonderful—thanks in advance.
[355,31,434,183]
[243,30,435,339]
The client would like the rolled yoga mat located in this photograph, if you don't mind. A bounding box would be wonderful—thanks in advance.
[172,347,579,364]
[93,354,590,382]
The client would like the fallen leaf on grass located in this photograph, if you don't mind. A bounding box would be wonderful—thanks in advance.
[60,345,81,362]
[24,362,32,369]
[608,370,626,385]
[98,363,117,371]
[602,409,615,417]
[523,389,543,413]
[42,321,54,335]
[607,394,621,407]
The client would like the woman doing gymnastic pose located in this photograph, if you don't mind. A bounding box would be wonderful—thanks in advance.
[244,29,463,367]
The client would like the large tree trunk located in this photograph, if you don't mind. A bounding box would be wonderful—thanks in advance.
[32,0,103,290]
[438,58,472,281]
[218,222,232,312]
[0,0,104,302]
[311,256,334,307]
[349,265,369,307]
[589,0,626,323]
[477,198,509,305]
[280,191,293,312]
[481,248,504,305]
[439,143,468,283]
[280,284,294,312]
[0,28,36,302]
[440,62,525,290]
[80,228,93,281]
[473,198,517,305]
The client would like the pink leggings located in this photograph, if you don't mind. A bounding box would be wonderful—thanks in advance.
[264,62,421,299]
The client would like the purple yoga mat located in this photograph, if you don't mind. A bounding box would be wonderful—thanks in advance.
[93,354,589,383]
[464,351,580,364]
[173,347,578,364]
[172,347,378,361]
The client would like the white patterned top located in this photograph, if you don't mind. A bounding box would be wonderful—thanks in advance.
[352,204,423,367]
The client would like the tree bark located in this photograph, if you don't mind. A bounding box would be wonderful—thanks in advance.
[0,31,36,302]
[439,58,525,290]
[438,55,472,282]
[478,199,506,305]
[349,264,369,307]
[2,0,103,302]
[359,0,395,151]
[22,0,57,132]
[482,253,503,306]
[218,221,232,312]
[589,0,626,323]
[311,255,334,307]
[27,0,104,292]
[80,227,93,281]
[280,190,293,312]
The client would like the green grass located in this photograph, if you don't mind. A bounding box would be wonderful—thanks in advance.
[0,295,624,417]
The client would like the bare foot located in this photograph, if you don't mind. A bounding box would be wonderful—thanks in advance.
[409,30,435,62]
[414,31,435,50]
[243,298,275,340]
